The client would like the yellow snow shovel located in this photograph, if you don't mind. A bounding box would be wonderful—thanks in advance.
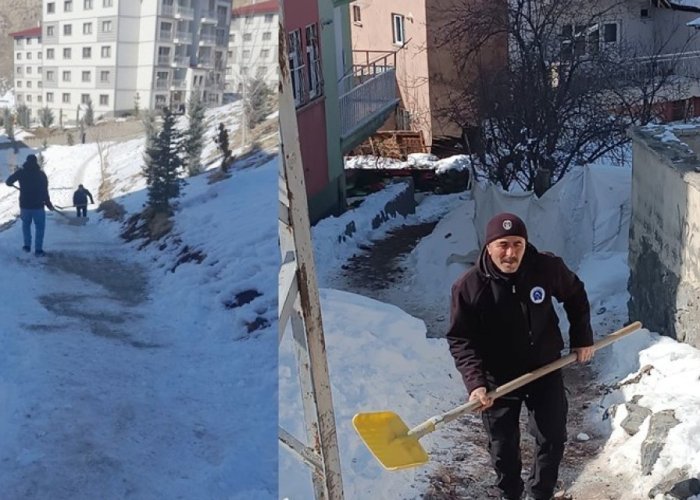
[352,321,643,470]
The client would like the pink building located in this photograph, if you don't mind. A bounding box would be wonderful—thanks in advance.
[349,0,507,154]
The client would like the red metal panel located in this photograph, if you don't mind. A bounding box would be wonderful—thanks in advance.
[297,102,330,197]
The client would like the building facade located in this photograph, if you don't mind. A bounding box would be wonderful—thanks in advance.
[10,27,44,123]
[226,0,278,96]
[19,0,231,126]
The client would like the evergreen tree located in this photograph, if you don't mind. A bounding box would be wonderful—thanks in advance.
[66,130,74,146]
[244,78,274,130]
[39,106,55,128]
[133,92,141,118]
[184,91,206,176]
[16,104,30,128]
[214,122,232,173]
[83,98,95,126]
[4,108,14,142]
[143,107,185,213]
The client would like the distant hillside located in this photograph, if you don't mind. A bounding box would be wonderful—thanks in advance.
[0,0,41,88]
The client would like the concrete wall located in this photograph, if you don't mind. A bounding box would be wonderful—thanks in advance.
[628,125,700,349]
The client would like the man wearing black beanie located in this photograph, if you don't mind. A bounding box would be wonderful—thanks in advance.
[446,212,594,500]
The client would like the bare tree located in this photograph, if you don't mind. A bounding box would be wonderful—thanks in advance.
[434,0,698,192]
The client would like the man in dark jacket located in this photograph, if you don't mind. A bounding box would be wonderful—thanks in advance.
[447,212,593,500]
[72,184,94,217]
[5,154,55,256]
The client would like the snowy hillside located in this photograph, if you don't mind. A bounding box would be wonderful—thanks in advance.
[0,102,278,499]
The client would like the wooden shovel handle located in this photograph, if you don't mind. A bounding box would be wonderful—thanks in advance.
[408,321,642,439]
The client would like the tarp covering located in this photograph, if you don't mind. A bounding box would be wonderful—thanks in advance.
[471,164,631,269]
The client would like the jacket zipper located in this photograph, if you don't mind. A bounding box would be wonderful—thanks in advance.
[514,284,534,346]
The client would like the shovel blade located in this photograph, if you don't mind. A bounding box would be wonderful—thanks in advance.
[352,411,428,470]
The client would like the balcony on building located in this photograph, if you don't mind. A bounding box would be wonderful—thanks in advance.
[159,29,173,42]
[199,33,216,45]
[339,50,399,153]
[157,54,172,66]
[174,5,194,20]
[174,31,193,44]
[155,78,170,90]
[170,79,187,90]
[172,55,190,67]
[200,10,217,24]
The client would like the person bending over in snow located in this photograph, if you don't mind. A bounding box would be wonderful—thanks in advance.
[72,184,94,218]
[5,153,55,256]
[446,212,594,500]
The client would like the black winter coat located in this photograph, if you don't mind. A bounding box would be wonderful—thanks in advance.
[447,244,593,393]
[73,187,93,206]
[5,164,52,210]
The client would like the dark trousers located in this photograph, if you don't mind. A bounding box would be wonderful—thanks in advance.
[76,205,87,217]
[481,371,568,500]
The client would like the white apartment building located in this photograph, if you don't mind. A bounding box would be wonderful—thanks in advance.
[36,0,231,125]
[226,0,278,96]
[10,27,44,124]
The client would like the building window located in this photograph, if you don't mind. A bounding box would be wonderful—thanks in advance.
[16,67,22,75]
[37,52,42,59]
[26,52,32,59]
[82,71,91,82]
[101,46,111,58]
[353,5,361,24]
[16,81,22,88]
[38,67,42,74]
[46,92,54,102]
[47,48,55,59]
[100,70,110,82]
[560,22,619,58]
[84,0,93,8]
[47,2,55,13]
[264,13,273,23]
[16,53,21,60]
[47,26,55,37]
[81,93,90,104]
[245,16,253,24]
[240,66,248,76]
[242,49,251,60]
[64,1,72,12]
[38,81,42,87]
[103,0,113,6]
[62,93,70,103]
[256,66,267,78]
[46,71,55,81]
[62,71,71,82]
[83,23,92,35]
[26,67,32,74]
[260,48,270,60]
[102,21,112,33]
[37,95,42,103]
[262,31,271,41]
[99,94,109,106]
[27,82,32,89]
[63,48,71,59]
[27,95,32,102]
[64,24,72,36]
[392,13,405,45]
[306,23,322,99]
[83,47,92,58]
[243,33,252,42]
[288,29,305,106]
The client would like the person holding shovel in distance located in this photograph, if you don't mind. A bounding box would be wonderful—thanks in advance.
[446,212,594,500]
[5,153,55,256]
